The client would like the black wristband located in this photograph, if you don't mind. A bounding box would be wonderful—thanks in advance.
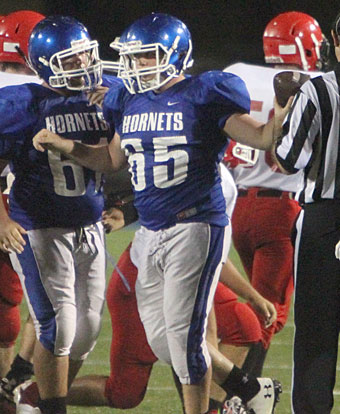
[104,190,133,210]
[114,200,139,226]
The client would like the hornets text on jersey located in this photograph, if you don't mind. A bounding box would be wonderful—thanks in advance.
[103,70,250,230]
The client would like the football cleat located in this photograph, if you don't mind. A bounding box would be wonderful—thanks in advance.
[222,396,249,414]
[246,378,282,414]
[14,380,41,414]
[0,377,17,402]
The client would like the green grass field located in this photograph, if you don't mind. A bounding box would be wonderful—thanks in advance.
[18,226,340,413]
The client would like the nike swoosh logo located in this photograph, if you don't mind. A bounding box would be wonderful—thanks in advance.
[168,102,179,106]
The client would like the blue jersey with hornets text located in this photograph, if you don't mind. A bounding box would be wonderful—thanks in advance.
[103,71,250,231]
[0,81,113,230]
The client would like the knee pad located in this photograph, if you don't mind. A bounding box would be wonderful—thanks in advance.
[146,333,172,365]
[38,299,102,358]
[0,298,21,346]
[70,308,103,360]
[216,300,261,346]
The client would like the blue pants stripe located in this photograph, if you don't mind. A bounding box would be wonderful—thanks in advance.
[187,225,226,383]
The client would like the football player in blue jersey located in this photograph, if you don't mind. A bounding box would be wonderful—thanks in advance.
[32,13,289,414]
[0,11,44,413]
[0,15,113,414]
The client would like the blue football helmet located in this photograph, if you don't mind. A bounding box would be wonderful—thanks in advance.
[111,13,193,93]
[28,16,102,91]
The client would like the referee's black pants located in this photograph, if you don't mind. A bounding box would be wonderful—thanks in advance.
[293,201,340,413]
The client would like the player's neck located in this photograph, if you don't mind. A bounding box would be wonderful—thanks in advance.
[42,81,79,96]
[156,74,185,93]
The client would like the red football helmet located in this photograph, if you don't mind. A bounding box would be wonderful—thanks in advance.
[263,11,327,71]
[0,10,45,64]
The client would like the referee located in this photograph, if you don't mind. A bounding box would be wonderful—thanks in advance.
[274,14,340,413]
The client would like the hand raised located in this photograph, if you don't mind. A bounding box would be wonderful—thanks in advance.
[87,86,109,108]
[33,129,71,154]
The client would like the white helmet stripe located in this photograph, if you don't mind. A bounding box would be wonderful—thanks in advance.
[311,33,321,59]
[295,36,308,71]
[182,39,193,70]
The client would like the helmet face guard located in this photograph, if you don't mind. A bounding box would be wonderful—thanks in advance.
[319,35,331,71]
[111,13,193,94]
[46,39,102,91]
[111,36,192,93]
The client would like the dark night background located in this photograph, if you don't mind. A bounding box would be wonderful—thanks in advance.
[2,0,340,72]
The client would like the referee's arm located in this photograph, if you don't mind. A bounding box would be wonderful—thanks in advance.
[271,91,304,175]
[272,87,318,175]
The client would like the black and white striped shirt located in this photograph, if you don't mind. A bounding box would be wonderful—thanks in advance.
[275,64,340,204]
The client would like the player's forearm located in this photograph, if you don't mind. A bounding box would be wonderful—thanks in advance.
[225,99,290,151]
[33,129,123,173]
[245,116,284,151]
[258,97,293,149]
[219,259,262,303]
[49,138,115,173]
[258,116,285,151]
[68,142,118,173]
[66,139,127,173]
[224,113,274,151]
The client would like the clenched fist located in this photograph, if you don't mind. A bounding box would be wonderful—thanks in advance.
[33,129,72,154]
